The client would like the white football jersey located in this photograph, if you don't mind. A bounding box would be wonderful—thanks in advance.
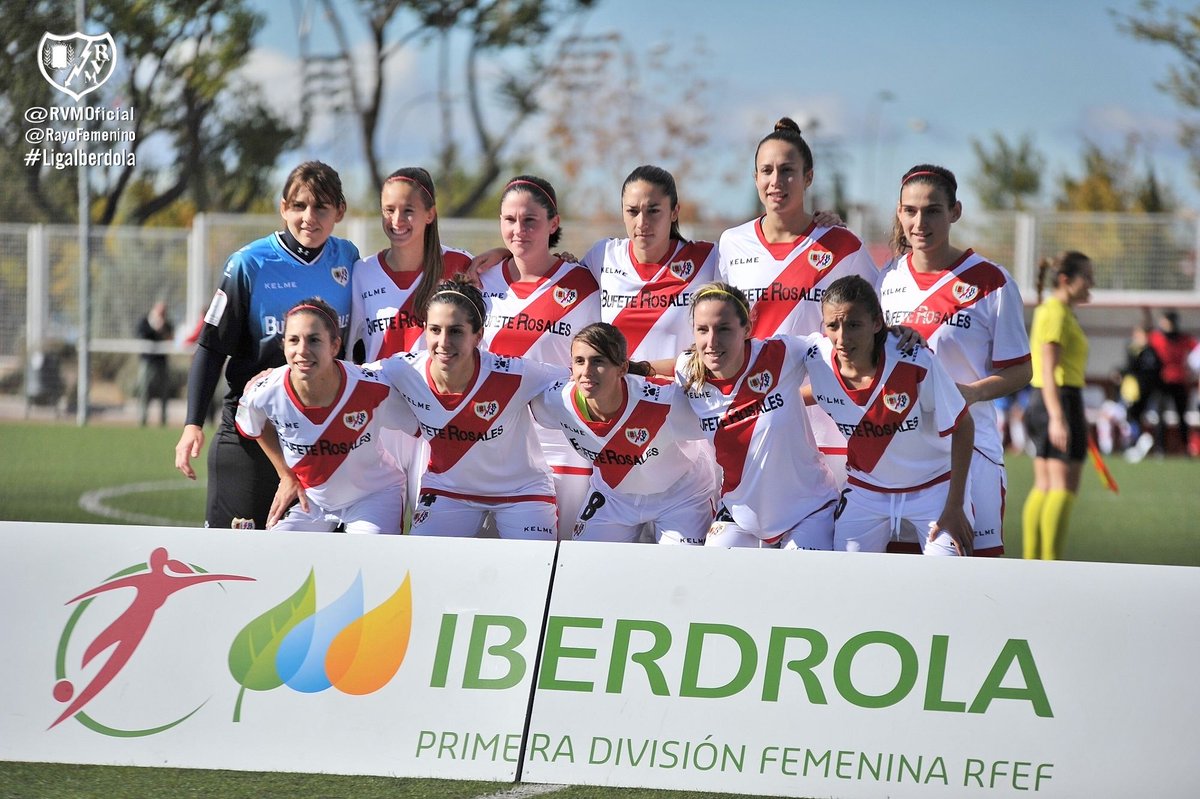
[235,361,417,509]
[716,217,879,453]
[582,238,718,361]
[478,258,601,470]
[376,350,566,502]
[532,373,707,495]
[878,250,1030,462]
[675,335,838,537]
[347,246,474,362]
[805,332,968,492]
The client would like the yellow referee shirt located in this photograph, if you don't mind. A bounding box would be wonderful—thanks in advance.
[1030,296,1088,388]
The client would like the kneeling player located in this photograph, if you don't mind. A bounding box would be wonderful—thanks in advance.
[376,278,566,539]
[533,323,715,544]
[236,299,417,533]
[806,276,974,556]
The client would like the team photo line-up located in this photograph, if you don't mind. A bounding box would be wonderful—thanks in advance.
[174,117,1094,559]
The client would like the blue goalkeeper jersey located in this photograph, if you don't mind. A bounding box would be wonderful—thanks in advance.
[198,232,360,399]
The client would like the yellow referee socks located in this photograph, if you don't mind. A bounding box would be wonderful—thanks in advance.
[1039,490,1076,561]
[1021,488,1046,559]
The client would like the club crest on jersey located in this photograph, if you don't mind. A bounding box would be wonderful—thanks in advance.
[331,266,350,287]
[413,511,429,526]
[669,259,695,280]
[808,249,834,271]
[474,400,500,420]
[38,31,117,101]
[746,370,774,394]
[624,427,650,446]
[883,391,910,413]
[230,518,256,530]
[343,410,369,431]
[553,287,578,308]
[951,280,979,303]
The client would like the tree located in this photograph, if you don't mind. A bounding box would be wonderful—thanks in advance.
[0,0,299,225]
[1115,1,1200,189]
[969,132,1044,211]
[309,0,595,216]
[539,32,714,219]
[1056,138,1176,212]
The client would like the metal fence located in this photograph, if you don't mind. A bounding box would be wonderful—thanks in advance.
[2,211,1198,410]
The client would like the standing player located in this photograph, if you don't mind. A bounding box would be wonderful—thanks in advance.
[377,279,566,539]
[236,299,416,533]
[716,118,879,482]
[1022,252,1094,560]
[806,276,975,556]
[347,167,473,362]
[477,175,601,537]
[678,283,839,549]
[174,162,360,529]
[532,323,715,544]
[346,167,474,522]
[878,165,1031,556]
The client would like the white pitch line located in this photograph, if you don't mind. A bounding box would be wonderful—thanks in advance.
[78,479,202,526]
[471,784,568,799]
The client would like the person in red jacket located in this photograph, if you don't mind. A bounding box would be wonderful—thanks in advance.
[1147,309,1197,456]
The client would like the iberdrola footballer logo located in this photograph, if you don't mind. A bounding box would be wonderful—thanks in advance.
[52,547,412,736]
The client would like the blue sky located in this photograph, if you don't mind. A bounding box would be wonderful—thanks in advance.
[246,0,1200,221]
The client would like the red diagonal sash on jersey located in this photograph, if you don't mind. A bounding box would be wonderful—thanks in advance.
[713,339,787,495]
[593,399,673,489]
[427,371,522,474]
[751,228,854,337]
[291,380,391,488]
[488,266,598,356]
[898,258,1007,341]
[379,289,423,357]
[845,359,925,474]
[613,241,713,355]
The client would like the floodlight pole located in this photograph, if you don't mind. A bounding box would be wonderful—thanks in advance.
[76,0,91,426]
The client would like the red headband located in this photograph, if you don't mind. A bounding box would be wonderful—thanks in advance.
[286,303,340,333]
[505,179,558,214]
[385,174,435,205]
[901,170,945,186]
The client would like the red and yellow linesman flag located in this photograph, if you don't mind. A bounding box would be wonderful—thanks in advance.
[1087,437,1119,493]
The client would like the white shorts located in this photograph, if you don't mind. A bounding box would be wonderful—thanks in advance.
[570,470,714,545]
[891,451,1006,556]
[273,485,405,534]
[704,501,835,550]
[378,427,424,533]
[833,482,969,556]
[409,492,557,540]
[551,465,592,542]
[967,452,1006,556]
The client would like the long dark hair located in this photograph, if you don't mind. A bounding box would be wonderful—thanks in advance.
[384,167,445,322]
[894,164,959,254]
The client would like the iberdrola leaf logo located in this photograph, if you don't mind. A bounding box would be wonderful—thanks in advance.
[228,569,412,721]
[228,569,316,721]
